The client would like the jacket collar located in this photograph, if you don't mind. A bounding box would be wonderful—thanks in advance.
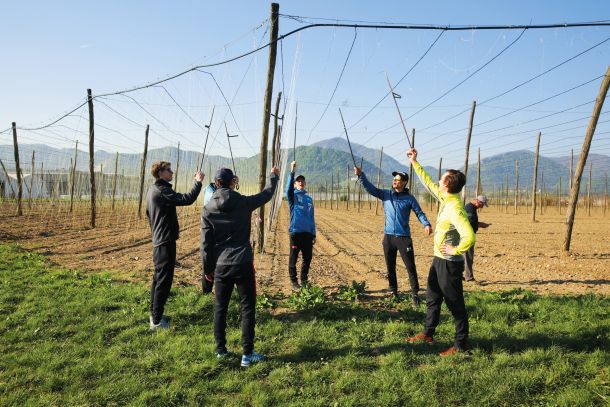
[155,179,172,188]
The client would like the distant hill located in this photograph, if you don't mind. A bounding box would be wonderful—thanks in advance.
[1,142,607,193]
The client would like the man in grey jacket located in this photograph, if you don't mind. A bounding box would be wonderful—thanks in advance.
[201,166,279,367]
[146,161,203,330]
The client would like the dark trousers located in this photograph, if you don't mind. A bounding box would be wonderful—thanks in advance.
[424,257,469,349]
[214,262,257,355]
[382,234,419,295]
[289,233,314,284]
[464,245,475,281]
[150,241,177,324]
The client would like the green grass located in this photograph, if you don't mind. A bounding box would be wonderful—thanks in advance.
[0,243,608,406]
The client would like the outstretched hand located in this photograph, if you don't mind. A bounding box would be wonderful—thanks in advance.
[271,166,280,176]
[194,171,204,182]
[354,166,362,177]
[407,148,418,163]
[290,161,296,172]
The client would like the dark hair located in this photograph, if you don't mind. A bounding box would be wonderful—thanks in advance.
[214,179,232,188]
[443,169,466,194]
[151,161,171,179]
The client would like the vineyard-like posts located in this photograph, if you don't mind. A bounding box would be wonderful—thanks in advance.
[87,89,96,228]
[256,2,279,254]
[461,100,477,201]
[564,66,610,252]
[12,122,23,216]
[137,125,149,218]
[532,132,541,222]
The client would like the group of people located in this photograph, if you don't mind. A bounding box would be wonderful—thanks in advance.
[145,148,490,365]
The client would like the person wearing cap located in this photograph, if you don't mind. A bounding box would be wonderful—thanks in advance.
[354,165,432,308]
[286,161,316,291]
[405,148,475,356]
[146,161,204,331]
[201,166,279,367]
[463,196,491,283]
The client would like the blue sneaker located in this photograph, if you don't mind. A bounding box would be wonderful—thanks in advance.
[241,351,265,367]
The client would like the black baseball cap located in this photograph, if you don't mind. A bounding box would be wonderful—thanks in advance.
[295,174,306,181]
[215,168,235,185]
[392,171,409,182]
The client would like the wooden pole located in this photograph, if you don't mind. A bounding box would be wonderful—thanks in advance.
[256,2,279,253]
[12,122,23,216]
[532,132,541,222]
[564,66,610,252]
[111,152,119,211]
[462,100,476,201]
[587,163,593,216]
[137,125,149,218]
[514,160,519,215]
[409,129,415,191]
[69,141,78,212]
[87,89,96,228]
[375,147,383,216]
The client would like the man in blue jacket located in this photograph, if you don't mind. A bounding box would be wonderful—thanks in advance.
[286,161,316,291]
[355,166,431,307]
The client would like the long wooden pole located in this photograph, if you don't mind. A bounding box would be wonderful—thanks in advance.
[256,2,279,253]
[532,131,541,222]
[462,100,477,201]
[12,122,23,216]
[87,89,96,228]
[271,92,282,167]
[138,125,149,218]
[375,147,383,216]
[564,66,610,251]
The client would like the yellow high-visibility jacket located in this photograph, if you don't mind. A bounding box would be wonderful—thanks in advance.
[412,161,475,261]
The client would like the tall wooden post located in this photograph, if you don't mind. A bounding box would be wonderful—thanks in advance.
[12,122,23,216]
[437,157,443,213]
[137,125,149,218]
[587,163,593,216]
[375,147,383,216]
[532,132,541,222]
[256,2,279,253]
[462,100,477,201]
[514,160,519,215]
[87,89,96,228]
[564,66,610,251]
[111,152,119,211]
[409,129,415,191]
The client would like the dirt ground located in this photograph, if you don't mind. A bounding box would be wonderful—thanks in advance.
[1,200,608,297]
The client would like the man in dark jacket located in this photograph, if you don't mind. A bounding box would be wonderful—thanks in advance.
[146,161,203,330]
[463,195,491,284]
[354,166,432,308]
[201,166,279,367]
[286,160,316,291]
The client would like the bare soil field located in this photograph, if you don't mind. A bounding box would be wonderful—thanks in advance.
[1,200,608,296]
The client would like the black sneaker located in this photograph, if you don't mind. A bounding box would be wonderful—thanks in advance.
[411,295,421,309]
[291,281,301,292]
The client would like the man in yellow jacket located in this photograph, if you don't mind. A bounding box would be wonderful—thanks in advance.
[405,148,475,356]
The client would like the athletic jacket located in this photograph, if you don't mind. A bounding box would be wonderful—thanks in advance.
[146,179,202,247]
[412,161,475,261]
[201,173,278,274]
[359,172,431,237]
[286,172,316,237]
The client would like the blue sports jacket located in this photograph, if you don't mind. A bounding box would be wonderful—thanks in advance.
[286,172,316,236]
[359,172,430,237]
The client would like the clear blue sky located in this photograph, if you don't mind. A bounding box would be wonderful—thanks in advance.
[1,0,610,170]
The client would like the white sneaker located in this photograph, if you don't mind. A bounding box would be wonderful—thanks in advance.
[149,315,170,331]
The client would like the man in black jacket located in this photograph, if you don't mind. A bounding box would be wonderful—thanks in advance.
[146,161,203,330]
[201,166,279,367]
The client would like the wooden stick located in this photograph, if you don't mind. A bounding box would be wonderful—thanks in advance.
[87,89,96,227]
[137,124,149,218]
[12,122,23,216]
[462,100,477,201]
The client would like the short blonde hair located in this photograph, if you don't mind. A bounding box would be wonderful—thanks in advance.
[151,161,171,179]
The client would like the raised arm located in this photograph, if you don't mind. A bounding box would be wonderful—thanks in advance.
[408,149,441,201]
[354,167,384,200]
[245,168,279,211]
[286,162,296,203]
[160,180,203,206]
